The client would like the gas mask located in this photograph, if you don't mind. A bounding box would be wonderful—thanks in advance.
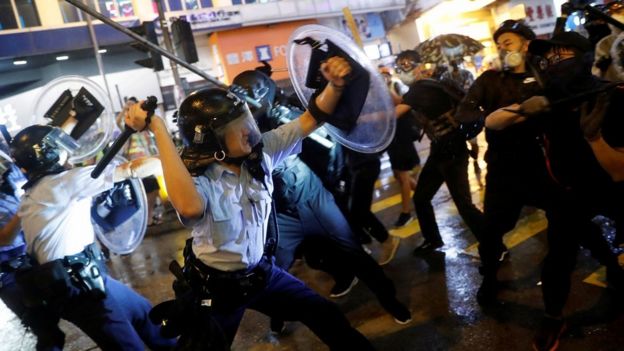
[500,50,524,69]
[398,72,416,86]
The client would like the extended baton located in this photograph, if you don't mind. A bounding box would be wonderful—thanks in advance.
[91,96,158,178]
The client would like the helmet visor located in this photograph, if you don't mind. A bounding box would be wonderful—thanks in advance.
[43,127,80,155]
[214,108,262,157]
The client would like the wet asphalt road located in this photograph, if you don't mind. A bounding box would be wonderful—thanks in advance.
[1,138,623,351]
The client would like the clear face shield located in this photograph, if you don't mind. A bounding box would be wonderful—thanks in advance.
[43,127,80,161]
[213,106,263,158]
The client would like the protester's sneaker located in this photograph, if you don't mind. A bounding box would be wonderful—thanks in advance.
[329,277,359,298]
[394,212,414,227]
[476,275,499,306]
[379,297,412,325]
[532,316,566,351]
[412,240,443,256]
[378,237,401,266]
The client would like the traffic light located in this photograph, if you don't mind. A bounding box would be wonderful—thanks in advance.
[171,18,198,64]
[129,21,164,71]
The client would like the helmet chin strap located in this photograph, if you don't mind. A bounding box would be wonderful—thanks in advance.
[222,142,266,182]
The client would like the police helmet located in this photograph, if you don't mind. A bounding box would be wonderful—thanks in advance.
[493,20,536,42]
[11,125,61,176]
[177,88,262,160]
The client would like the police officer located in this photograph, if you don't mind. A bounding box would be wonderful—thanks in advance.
[0,150,65,350]
[10,124,175,350]
[395,50,484,255]
[126,57,375,349]
[232,69,411,325]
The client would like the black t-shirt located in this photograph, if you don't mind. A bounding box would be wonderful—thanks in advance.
[544,82,624,189]
[402,79,458,119]
[456,70,544,167]
[402,79,467,156]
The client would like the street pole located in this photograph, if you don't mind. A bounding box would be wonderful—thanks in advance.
[154,0,185,103]
[84,0,114,110]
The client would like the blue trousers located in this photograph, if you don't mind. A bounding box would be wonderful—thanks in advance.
[41,274,175,351]
[211,260,374,350]
[274,170,397,308]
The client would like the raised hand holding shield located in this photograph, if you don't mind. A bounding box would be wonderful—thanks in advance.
[287,25,396,154]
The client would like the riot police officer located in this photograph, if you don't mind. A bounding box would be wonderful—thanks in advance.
[10,124,174,350]
[0,150,65,350]
[232,69,411,326]
[126,57,375,349]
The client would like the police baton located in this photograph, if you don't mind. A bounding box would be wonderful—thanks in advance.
[91,97,158,178]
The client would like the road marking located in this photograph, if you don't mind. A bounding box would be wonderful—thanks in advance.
[583,267,607,288]
[462,210,547,258]
[389,219,421,239]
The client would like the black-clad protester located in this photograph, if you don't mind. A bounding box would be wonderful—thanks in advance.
[521,31,624,351]
[455,20,558,305]
[395,50,484,255]
[231,69,411,327]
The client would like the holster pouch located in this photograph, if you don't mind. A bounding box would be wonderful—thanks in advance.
[65,244,106,299]
[182,239,268,312]
[16,244,107,308]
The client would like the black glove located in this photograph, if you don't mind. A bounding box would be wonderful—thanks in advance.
[519,96,550,116]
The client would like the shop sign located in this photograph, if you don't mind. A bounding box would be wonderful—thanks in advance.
[183,9,243,30]
[513,0,557,35]
[225,44,287,65]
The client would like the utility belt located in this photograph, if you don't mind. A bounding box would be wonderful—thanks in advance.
[15,243,107,308]
[0,253,30,289]
[182,239,271,311]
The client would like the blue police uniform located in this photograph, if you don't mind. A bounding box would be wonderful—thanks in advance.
[272,153,410,321]
[0,164,65,350]
[181,119,373,350]
[17,165,175,351]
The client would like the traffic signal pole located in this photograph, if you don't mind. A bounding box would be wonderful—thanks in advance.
[83,0,114,111]
[64,0,261,108]
[154,0,185,102]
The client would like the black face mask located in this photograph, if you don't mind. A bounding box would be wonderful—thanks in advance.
[544,55,594,99]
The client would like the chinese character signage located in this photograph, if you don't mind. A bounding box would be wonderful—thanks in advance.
[513,0,557,35]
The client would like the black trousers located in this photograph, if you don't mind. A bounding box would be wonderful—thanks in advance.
[412,148,483,244]
[477,160,555,277]
[347,158,389,243]
[541,186,623,317]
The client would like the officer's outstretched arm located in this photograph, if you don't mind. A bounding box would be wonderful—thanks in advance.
[126,106,204,220]
[113,156,162,182]
[299,56,352,137]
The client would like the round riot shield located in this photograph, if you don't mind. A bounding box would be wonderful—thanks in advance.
[32,75,114,164]
[91,156,148,255]
[610,32,624,80]
[286,25,396,153]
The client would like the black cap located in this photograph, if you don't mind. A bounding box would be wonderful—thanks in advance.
[528,31,593,56]
[493,20,536,42]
